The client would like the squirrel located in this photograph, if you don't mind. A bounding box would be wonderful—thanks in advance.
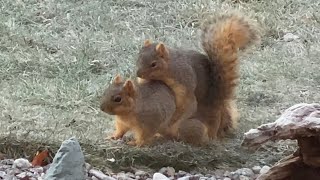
[100,75,210,147]
[100,75,176,147]
[135,11,261,139]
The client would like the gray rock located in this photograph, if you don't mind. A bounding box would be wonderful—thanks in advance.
[159,167,175,177]
[44,137,86,180]
[208,177,216,180]
[223,178,231,180]
[12,158,31,169]
[259,166,270,174]
[85,163,92,171]
[16,172,28,178]
[116,172,127,180]
[177,176,190,180]
[177,170,187,177]
[230,171,239,180]
[251,166,261,174]
[153,172,169,180]
[6,168,21,176]
[0,159,14,165]
[112,174,117,179]
[195,173,204,177]
[235,168,254,177]
[223,171,231,177]
[126,172,135,178]
[0,171,6,177]
[239,175,250,180]
[29,167,44,174]
[0,165,11,171]
[135,170,148,177]
[200,177,208,180]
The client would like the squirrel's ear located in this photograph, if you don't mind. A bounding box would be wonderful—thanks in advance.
[113,74,123,84]
[156,43,169,59]
[123,80,136,97]
[144,39,152,47]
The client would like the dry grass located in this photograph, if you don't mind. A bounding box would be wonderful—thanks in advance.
[0,0,319,173]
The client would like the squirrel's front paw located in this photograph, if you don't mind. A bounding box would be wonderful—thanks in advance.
[105,133,123,140]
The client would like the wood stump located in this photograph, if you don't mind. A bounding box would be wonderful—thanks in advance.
[241,103,320,180]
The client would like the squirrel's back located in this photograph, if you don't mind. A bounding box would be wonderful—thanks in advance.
[135,80,176,124]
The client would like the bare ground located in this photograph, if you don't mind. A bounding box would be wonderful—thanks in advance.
[0,0,319,174]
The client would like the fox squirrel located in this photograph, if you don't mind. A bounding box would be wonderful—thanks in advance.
[136,12,261,139]
[100,75,210,146]
[100,75,176,147]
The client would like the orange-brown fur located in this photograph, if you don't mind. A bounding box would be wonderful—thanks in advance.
[136,12,261,141]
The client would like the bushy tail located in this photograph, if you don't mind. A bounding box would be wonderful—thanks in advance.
[201,11,261,100]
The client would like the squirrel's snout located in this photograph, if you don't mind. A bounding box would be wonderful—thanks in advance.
[100,102,115,115]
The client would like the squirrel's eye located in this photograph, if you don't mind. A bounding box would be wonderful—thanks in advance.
[113,96,122,103]
[151,62,157,68]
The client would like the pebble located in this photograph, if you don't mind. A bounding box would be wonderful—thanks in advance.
[251,166,261,174]
[153,172,169,180]
[135,170,148,176]
[12,158,32,169]
[178,170,187,177]
[127,172,135,178]
[29,167,44,174]
[239,175,250,180]
[229,171,239,179]
[208,177,216,180]
[117,172,127,180]
[159,166,175,177]
[259,165,270,174]
[91,177,99,180]
[177,176,190,180]
[235,168,254,177]
[223,171,231,177]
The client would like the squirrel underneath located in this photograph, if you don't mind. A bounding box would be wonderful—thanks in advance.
[136,12,261,140]
[100,75,175,147]
[100,75,209,147]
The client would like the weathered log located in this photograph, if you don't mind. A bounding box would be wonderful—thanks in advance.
[256,154,300,180]
[242,103,320,149]
[241,103,320,179]
[256,154,320,180]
